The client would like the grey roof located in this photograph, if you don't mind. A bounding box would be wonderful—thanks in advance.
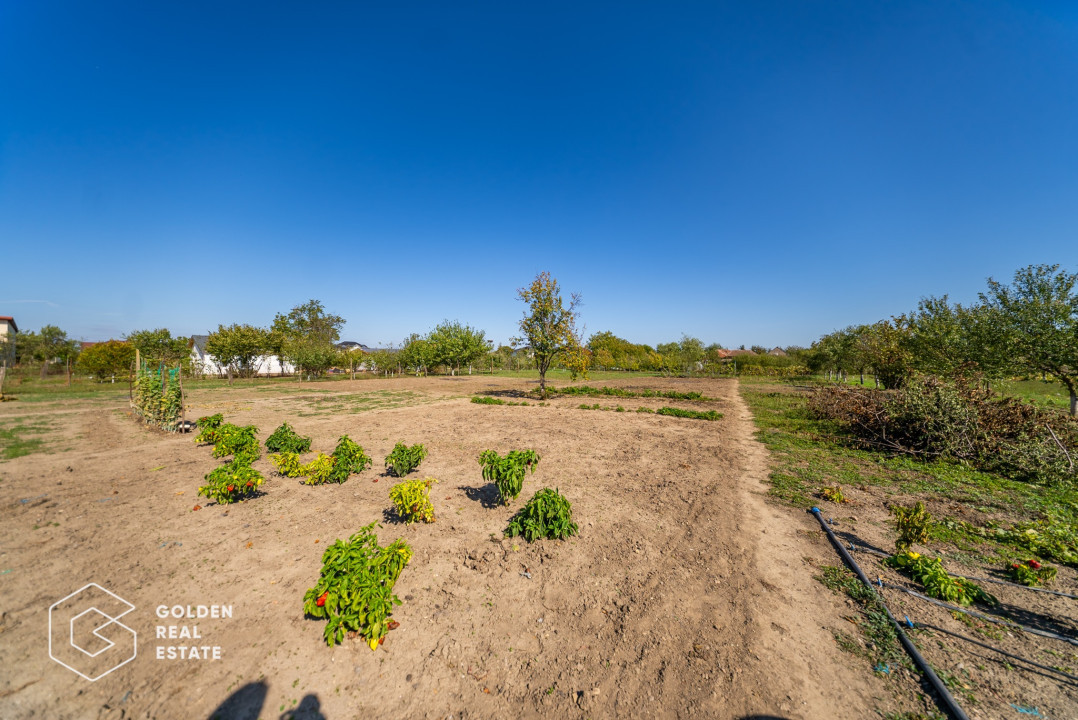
[191,335,210,354]
[336,341,373,352]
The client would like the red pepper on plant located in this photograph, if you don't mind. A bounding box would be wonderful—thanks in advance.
[1029,559,1041,570]
[316,591,328,607]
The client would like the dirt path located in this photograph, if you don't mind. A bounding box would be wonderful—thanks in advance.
[0,376,895,719]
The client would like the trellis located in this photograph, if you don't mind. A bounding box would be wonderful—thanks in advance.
[130,350,186,432]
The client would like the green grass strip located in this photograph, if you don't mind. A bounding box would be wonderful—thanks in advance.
[656,407,723,421]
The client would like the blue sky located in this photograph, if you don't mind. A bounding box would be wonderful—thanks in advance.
[2,1,1076,348]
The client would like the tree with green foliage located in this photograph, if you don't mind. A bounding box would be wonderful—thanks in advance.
[857,320,913,389]
[982,263,1078,416]
[515,272,584,398]
[205,323,269,382]
[271,300,346,377]
[399,333,434,375]
[126,328,190,368]
[428,320,491,375]
[587,331,658,371]
[900,297,1014,383]
[32,325,78,378]
[76,340,136,381]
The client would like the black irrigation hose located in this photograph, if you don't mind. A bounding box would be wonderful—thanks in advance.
[915,622,1078,684]
[808,508,970,720]
[880,582,1078,647]
[952,574,1078,600]
[846,542,1078,600]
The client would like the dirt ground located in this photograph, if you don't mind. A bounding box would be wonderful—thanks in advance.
[1,376,936,719]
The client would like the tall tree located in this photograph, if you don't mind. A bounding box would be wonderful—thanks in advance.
[126,328,190,368]
[76,340,136,381]
[205,324,269,382]
[271,300,346,377]
[33,325,78,378]
[428,320,492,375]
[514,272,583,398]
[399,333,434,376]
[981,263,1078,416]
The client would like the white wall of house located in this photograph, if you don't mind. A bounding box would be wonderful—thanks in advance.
[189,349,295,377]
[0,318,15,365]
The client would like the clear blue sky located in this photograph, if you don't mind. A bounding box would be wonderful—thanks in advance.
[2,1,1076,348]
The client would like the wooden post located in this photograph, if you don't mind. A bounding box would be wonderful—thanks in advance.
[67,356,72,386]
[0,363,6,400]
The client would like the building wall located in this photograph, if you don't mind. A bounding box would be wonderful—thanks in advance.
[0,320,15,365]
[189,349,295,377]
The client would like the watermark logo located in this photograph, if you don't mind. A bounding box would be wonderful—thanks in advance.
[49,583,137,681]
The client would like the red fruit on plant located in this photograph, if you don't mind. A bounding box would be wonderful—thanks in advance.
[1011,563,1021,569]
[227,485,234,492]
[316,591,328,607]
[387,620,400,630]
[1029,559,1042,570]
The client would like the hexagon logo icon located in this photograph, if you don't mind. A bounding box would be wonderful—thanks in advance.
[49,583,137,681]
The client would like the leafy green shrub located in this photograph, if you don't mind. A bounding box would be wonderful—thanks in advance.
[211,424,261,463]
[471,396,504,405]
[885,551,996,607]
[890,501,931,551]
[389,476,438,523]
[195,414,225,444]
[301,436,373,485]
[636,407,654,414]
[507,488,579,541]
[1007,559,1057,587]
[265,422,312,454]
[385,442,427,477]
[656,407,723,421]
[302,523,412,648]
[478,449,540,505]
[303,453,337,485]
[270,452,306,478]
[325,435,372,483]
[198,461,265,504]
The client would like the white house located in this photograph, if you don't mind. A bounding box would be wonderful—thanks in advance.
[0,316,17,366]
[189,335,295,377]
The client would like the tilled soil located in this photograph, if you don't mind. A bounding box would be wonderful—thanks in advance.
[1,376,917,719]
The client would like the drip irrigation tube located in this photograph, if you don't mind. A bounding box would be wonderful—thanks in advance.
[809,507,970,720]
[915,623,1078,684]
[879,582,1078,647]
[846,542,1078,600]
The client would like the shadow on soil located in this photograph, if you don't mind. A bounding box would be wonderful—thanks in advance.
[206,681,267,720]
[206,683,326,720]
[462,483,502,509]
[476,389,531,399]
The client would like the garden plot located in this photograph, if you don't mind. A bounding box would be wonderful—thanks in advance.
[2,376,924,719]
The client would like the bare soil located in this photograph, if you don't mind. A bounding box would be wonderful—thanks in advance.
[1,376,929,719]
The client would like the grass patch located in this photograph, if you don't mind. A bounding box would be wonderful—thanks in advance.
[655,407,722,421]
[290,390,433,416]
[816,565,907,671]
[471,396,529,406]
[544,385,711,401]
[0,418,54,459]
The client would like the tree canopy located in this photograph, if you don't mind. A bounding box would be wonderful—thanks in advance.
[515,271,583,398]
